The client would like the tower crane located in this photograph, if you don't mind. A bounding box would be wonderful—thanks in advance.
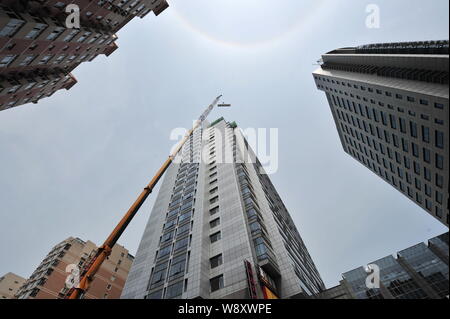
[66,95,229,299]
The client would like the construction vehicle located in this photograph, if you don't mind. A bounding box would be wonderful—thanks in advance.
[66,95,229,299]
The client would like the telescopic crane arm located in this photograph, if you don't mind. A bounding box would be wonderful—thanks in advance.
[67,95,224,299]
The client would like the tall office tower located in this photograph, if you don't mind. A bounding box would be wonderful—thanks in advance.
[313,41,449,227]
[121,118,325,299]
[0,0,169,111]
[15,237,134,299]
[0,272,26,299]
[316,232,449,299]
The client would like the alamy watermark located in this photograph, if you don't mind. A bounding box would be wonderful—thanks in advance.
[365,264,380,289]
[65,4,80,29]
[169,125,279,175]
[65,264,80,289]
[365,4,381,29]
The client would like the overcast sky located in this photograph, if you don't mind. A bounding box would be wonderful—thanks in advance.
[0,0,448,288]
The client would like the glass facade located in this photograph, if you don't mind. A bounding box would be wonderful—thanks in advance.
[375,255,428,299]
[398,243,449,298]
[336,232,449,299]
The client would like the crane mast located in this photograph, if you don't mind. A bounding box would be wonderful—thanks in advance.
[67,95,225,299]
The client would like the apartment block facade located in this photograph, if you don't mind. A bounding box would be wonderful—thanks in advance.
[317,232,449,299]
[121,118,325,300]
[313,41,449,226]
[0,0,169,111]
[15,237,134,299]
[0,272,26,299]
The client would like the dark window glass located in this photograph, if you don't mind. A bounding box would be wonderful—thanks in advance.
[436,154,444,170]
[157,246,171,259]
[422,126,430,143]
[174,237,189,251]
[412,143,419,158]
[169,254,187,278]
[210,232,221,243]
[165,281,184,299]
[210,218,220,228]
[210,275,224,292]
[390,115,397,129]
[210,254,223,269]
[423,148,431,163]
[210,206,219,215]
[147,289,163,299]
[161,231,174,243]
[177,223,190,236]
[436,174,443,188]
[435,131,444,149]
[410,122,418,138]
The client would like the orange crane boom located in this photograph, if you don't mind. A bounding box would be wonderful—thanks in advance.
[67,95,224,299]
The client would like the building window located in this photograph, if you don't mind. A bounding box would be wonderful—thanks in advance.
[435,207,443,218]
[0,55,17,68]
[147,289,163,299]
[63,29,80,42]
[410,122,418,138]
[19,55,36,66]
[210,196,219,205]
[161,231,173,243]
[165,281,183,299]
[0,18,25,37]
[29,288,40,297]
[436,174,443,188]
[425,199,432,211]
[53,54,66,64]
[46,27,65,41]
[157,246,171,259]
[436,192,443,205]
[435,154,444,170]
[422,126,430,143]
[38,55,53,65]
[210,218,220,228]
[210,206,219,215]
[177,223,190,236]
[77,31,92,43]
[210,275,224,292]
[424,167,431,181]
[210,254,223,269]
[423,148,431,163]
[412,143,419,158]
[25,23,47,40]
[174,237,189,251]
[169,254,186,279]
[435,131,444,149]
[210,232,221,243]
[150,262,168,286]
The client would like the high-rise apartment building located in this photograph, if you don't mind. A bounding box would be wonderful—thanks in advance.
[121,118,325,299]
[313,41,449,226]
[317,232,449,299]
[15,237,134,299]
[0,272,26,299]
[0,0,169,111]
